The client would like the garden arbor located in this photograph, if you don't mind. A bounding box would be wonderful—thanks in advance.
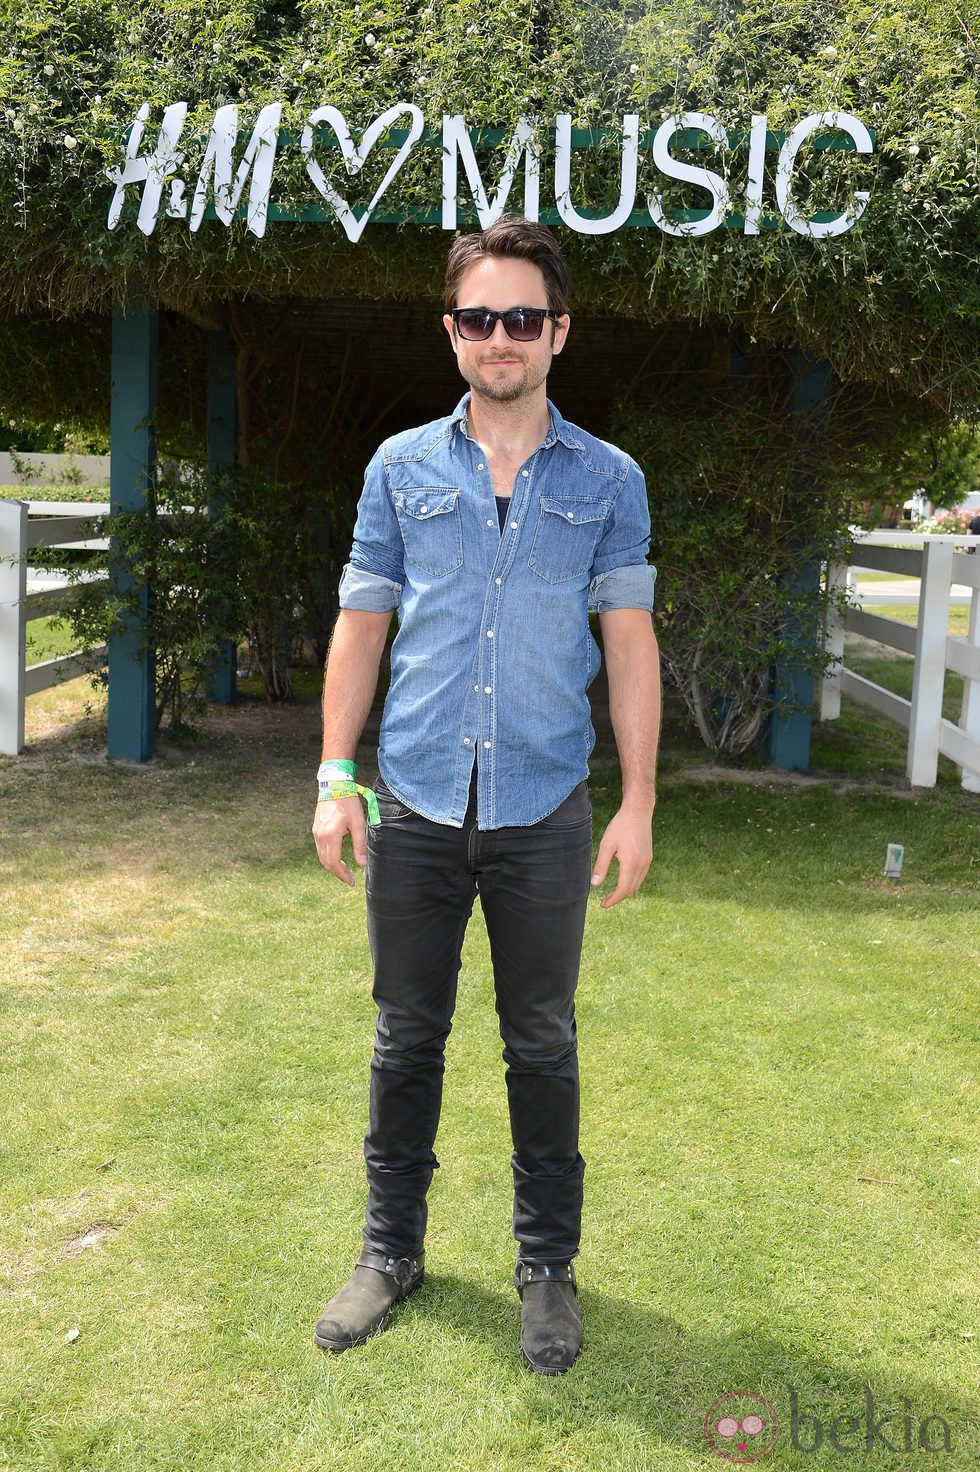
[1,0,977,764]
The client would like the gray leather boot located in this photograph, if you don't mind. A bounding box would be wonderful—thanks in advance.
[314,1249,425,1351]
[515,1261,582,1374]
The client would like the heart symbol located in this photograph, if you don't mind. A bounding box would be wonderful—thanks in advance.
[301,103,424,242]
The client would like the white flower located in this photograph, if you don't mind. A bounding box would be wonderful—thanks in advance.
[63,134,77,149]
[93,94,101,104]
[13,117,24,133]
[365,31,376,46]
[907,143,920,156]
[43,63,54,76]
[630,63,639,74]
[301,58,312,71]
[384,46,393,56]
[820,45,838,60]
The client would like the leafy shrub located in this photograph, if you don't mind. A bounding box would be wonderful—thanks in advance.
[53,463,331,732]
[614,371,846,755]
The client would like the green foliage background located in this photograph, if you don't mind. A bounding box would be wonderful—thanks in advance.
[0,0,977,408]
[3,0,979,747]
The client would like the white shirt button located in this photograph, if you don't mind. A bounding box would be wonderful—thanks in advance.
[474,684,479,692]
[486,519,494,527]
[484,686,492,694]
[510,521,518,529]
[566,511,574,520]
[495,578,502,585]
[486,630,493,638]
[483,741,491,749]
[463,737,471,745]
[477,463,485,470]
[521,470,529,477]
[420,505,427,513]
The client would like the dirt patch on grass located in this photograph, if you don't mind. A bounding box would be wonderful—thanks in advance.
[2,1193,145,1296]
[668,761,918,796]
[59,1222,120,1259]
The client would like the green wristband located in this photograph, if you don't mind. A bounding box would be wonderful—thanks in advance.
[316,761,380,826]
[317,759,357,782]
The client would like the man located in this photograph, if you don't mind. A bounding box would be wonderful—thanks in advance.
[312,214,660,1375]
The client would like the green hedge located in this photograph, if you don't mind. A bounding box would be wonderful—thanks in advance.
[0,0,977,411]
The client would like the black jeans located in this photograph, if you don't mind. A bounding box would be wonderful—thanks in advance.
[361,776,592,1265]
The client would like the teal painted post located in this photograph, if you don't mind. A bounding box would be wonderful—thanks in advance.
[766,351,832,772]
[107,304,158,761]
[207,329,238,704]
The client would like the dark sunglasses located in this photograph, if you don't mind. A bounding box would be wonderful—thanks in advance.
[451,307,560,342]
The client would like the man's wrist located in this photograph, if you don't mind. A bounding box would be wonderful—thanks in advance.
[618,789,656,816]
[316,759,380,825]
[318,759,357,783]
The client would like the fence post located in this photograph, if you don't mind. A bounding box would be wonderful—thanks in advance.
[107,303,158,762]
[907,538,954,787]
[960,581,980,793]
[0,500,28,755]
[766,350,833,773]
[820,557,849,721]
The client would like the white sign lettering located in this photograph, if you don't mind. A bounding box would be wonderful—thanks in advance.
[775,110,873,237]
[106,104,874,241]
[189,103,282,238]
[554,113,640,235]
[441,116,541,229]
[648,112,732,237]
[303,103,424,242]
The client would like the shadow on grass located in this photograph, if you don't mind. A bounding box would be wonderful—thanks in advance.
[406,1272,976,1462]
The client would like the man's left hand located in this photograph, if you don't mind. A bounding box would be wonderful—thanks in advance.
[590,806,654,909]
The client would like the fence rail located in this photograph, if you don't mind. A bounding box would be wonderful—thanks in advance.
[822,532,980,791]
[0,500,109,755]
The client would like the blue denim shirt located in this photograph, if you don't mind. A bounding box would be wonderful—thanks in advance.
[338,395,655,829]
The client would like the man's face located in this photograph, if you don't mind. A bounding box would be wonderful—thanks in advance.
[442,257,569,405]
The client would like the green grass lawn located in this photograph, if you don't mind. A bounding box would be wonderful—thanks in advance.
[807,604,972,788]
[25,616,81,666]
[2,679,978,1471]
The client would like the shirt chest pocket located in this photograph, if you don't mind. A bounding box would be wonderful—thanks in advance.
[392,489,463,577]
[528,495,612,585]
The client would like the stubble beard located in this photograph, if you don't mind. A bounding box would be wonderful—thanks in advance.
[464,351,552,405]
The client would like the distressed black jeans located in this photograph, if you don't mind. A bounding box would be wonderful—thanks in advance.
[361,776,592,1265]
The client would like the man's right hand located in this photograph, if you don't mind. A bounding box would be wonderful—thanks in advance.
[312,796,368,886]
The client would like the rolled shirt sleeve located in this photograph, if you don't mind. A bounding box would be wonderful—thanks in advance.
[589,562,657,612]
[338,563,403,612]
[588,457,656,611]
[340,443,407,605]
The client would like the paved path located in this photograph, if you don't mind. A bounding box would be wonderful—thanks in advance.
[852,576,975,606]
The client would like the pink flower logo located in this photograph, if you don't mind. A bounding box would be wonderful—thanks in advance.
[705,1392,780,1463]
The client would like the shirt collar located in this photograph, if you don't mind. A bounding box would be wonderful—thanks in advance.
[450,393,585,452]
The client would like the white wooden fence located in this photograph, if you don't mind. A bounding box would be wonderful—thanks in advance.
[822,532,980,791]
[0,500,109,755]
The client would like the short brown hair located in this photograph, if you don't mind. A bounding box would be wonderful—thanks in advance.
[443,214,571,316]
